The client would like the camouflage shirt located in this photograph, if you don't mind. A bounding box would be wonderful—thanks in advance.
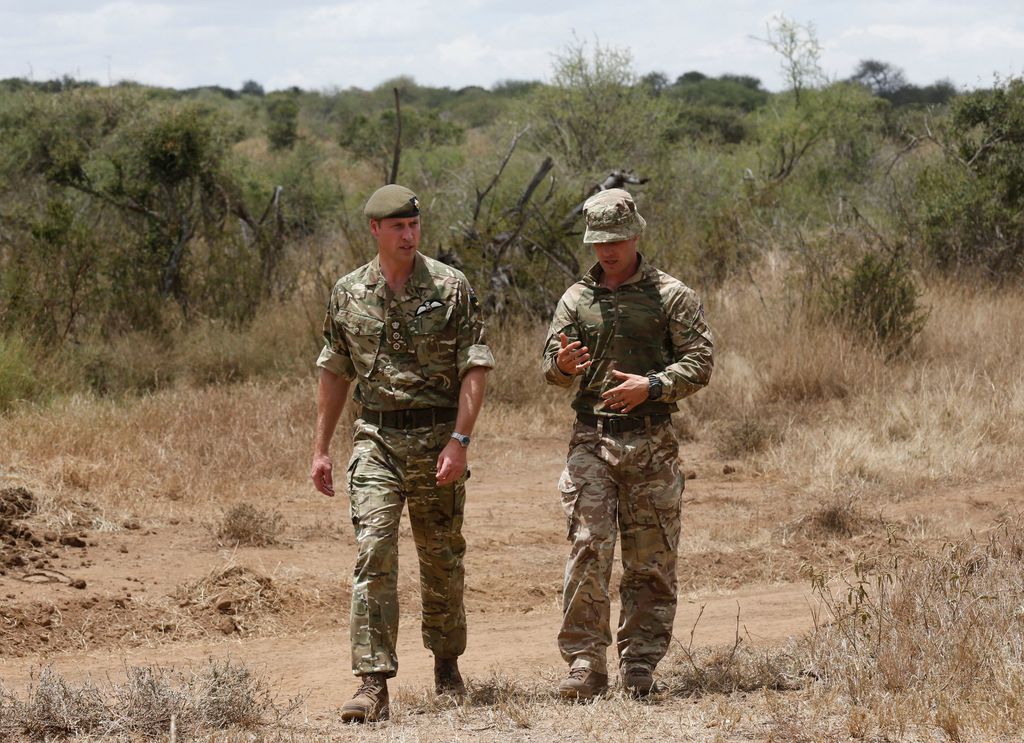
[542,255,713,417]
[317,253,494,411]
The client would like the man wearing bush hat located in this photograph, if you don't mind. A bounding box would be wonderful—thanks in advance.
[311,183,494,722]
[542,187,714,700]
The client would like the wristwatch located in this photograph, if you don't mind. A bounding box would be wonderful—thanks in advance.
[646,373,663,401]
[451,432,471,447]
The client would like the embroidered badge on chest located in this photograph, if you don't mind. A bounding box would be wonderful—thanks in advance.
[415,300,445,316]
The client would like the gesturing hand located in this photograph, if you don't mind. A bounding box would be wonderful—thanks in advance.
[601,370,650,414]
[556,332,592,376]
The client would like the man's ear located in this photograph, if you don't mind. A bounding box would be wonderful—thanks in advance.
[369,219,380,238]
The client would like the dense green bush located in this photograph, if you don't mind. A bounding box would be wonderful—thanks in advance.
[0,39,1006,403]
[826,252,927,354]
[0,335,40,410]
[266,95,299,151]
[914,76,1024,278]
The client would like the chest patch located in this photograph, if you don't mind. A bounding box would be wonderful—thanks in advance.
[415,299,445,316]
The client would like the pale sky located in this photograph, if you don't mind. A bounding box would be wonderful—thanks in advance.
[2,1,1021,92]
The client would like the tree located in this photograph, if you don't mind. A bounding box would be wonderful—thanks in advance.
[0,87,269,327]
[915,76,1024,277]
[666,73,769,112]
[240,80,265,97]
[757,15,824,107]
[640,71,669,97]
[751,17,885,182]
[850,59,908,98]
[267,96,299,150]
[338,106,463,183]
[527,38,670,173]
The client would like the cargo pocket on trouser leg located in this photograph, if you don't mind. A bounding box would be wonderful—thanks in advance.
[346,455,362,527]
[557,468,584,541]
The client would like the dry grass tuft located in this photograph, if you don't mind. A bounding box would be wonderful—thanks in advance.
[217,503,284,547]
[779,494,875,541]
[0,661,297,740]
[394,673,552,731]
[784,517,1024,740]
[716,415,782,458]
[662,642,805,697]
[176,563,284,635]
[9,668,107,739]
[0,487,35,519]
[662,604,806,698]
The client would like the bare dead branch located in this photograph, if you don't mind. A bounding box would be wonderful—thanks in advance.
[516,156,554,213]
[473,127,529,224]
[388,88,402,185]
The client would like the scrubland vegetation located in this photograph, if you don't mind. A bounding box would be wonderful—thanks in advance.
[3,16,1024,743]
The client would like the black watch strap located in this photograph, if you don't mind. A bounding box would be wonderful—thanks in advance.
[646,373,663,400]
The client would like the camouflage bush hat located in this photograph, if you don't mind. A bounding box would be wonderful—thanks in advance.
[364,184,420,220]
[582,188,646,244]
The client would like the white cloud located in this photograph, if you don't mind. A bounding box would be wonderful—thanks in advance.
[437,33,491,67]
[1,1,1021,91]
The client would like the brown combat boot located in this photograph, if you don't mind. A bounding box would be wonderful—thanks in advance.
[434,656,466,696]
[621,665,656,697]
[340,673,390,723]
[558,666,609,701]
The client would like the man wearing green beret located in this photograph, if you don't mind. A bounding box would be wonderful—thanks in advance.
[311,184,494,722]
[542,188,714,700]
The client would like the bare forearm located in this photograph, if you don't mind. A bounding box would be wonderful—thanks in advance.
[454,367,487,435]
[314,368,351,456]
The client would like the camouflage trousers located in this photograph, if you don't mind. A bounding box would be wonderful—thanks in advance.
[557,418,684,675]
[345,418,467,678]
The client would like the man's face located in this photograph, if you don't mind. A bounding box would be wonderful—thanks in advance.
[370,216,421,262]
[592,236,639,280]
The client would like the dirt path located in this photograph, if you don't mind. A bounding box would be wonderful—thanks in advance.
[4,433,1015,723]
[0,582,813,715]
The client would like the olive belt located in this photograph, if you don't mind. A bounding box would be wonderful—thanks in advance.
[362,407,457,429]
[576,412,671,434]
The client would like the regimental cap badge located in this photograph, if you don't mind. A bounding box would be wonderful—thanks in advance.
[364,184,421,220]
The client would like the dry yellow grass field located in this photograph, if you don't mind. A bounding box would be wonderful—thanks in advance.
[2,268,1023,741]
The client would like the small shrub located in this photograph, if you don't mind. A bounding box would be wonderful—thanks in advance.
[109,666,189,734]
[827,252,927,354]
[718,416,780,458]
[18,668,108,739]
[0,335,41,410]
[661,631,803,696]
[4,661,295,739]
[217,503,283,547]
[781,494,871,541]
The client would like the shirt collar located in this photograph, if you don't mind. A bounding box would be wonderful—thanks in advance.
[365,252,434,294]
[583,252,650,288]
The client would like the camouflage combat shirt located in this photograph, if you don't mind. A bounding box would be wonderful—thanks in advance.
[542,254,714,417]
[317,252,494,411]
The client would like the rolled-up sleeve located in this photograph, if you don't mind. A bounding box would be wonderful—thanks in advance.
[455,278,494,379]
[316,288,357,380]
[654,288,714,402]
[542,294,578,388]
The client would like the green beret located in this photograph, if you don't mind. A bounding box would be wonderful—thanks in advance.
[364,184,420,220]
[582,188,646,244]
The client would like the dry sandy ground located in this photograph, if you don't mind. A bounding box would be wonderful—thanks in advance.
[1,433,1021,739]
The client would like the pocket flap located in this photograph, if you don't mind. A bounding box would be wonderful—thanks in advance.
[340,311,384,336]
